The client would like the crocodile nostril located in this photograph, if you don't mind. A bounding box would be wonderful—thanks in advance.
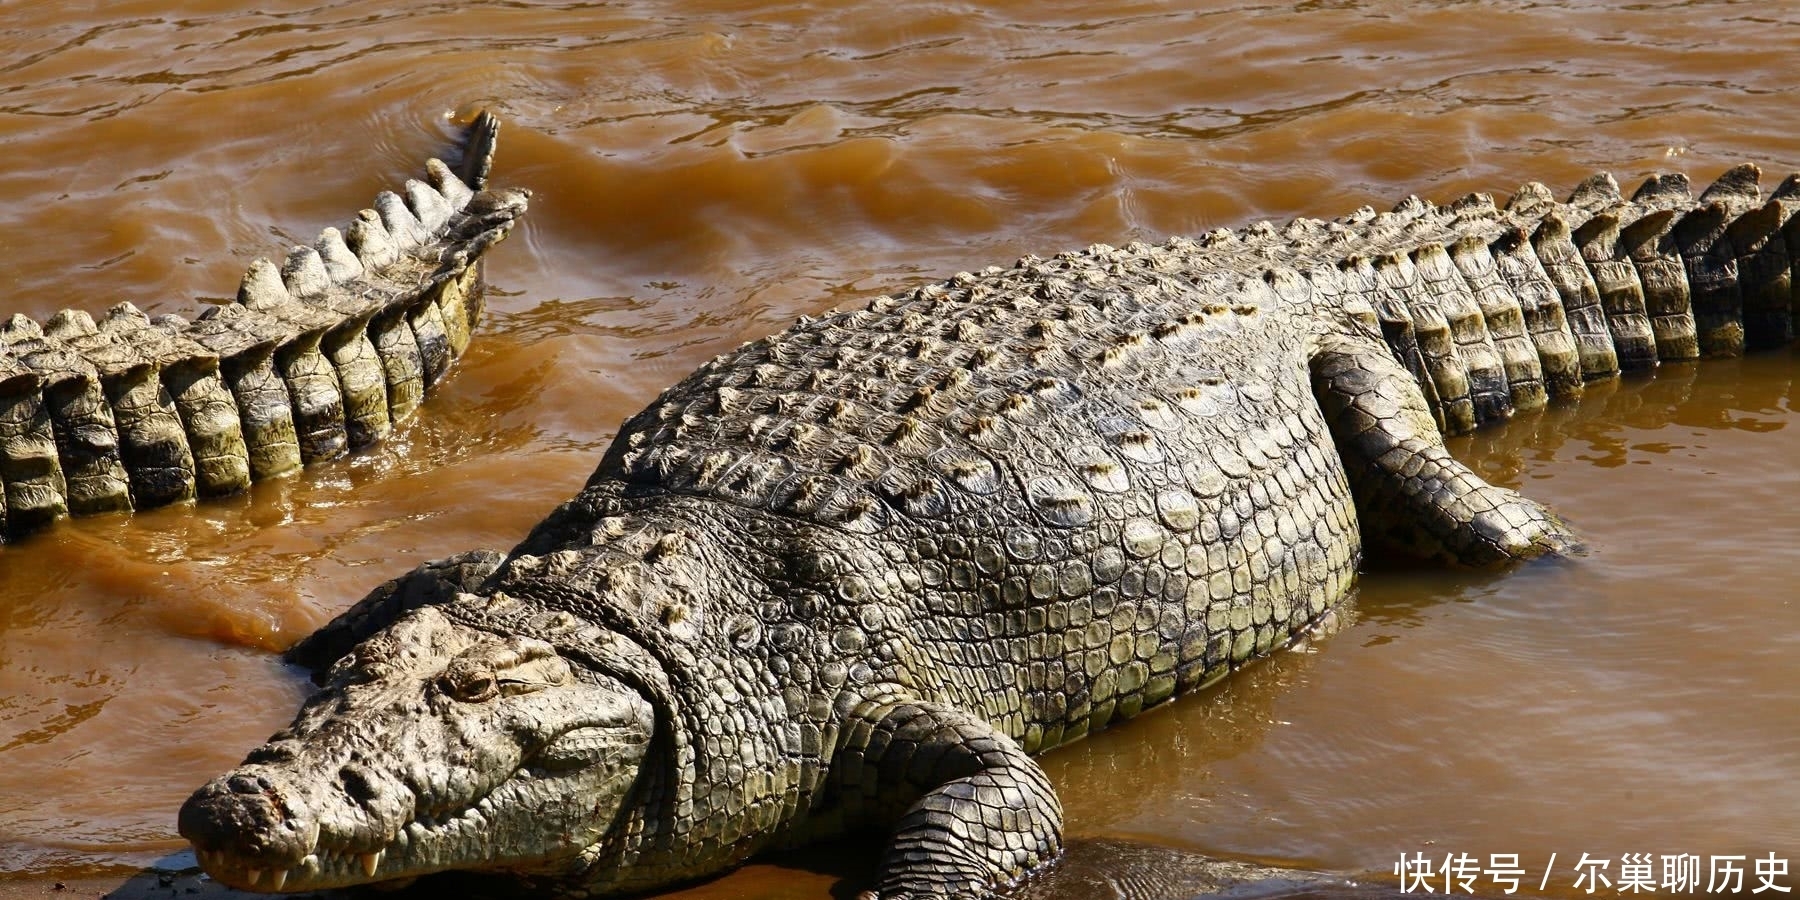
[227,774,267,795]
[339,765,381,803]
[245,743,297,765]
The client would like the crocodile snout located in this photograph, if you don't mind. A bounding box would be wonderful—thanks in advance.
[180,604,659,892]
[179,767,320,890]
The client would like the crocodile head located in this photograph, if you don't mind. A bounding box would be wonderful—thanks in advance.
[179,605,654,892]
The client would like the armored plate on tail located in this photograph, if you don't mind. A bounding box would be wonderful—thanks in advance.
[184,160,1796,899]
[0,113,527,540]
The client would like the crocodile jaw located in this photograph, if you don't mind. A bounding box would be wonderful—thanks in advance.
[179,607,654,892]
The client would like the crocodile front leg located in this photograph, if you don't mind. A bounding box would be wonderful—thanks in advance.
[1312,331,1580,566]
[836,698,1063,900]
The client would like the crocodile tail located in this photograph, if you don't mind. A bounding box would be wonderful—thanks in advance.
[0,113,529,539]
[1309,163,1800,437]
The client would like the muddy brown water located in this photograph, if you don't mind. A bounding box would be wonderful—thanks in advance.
[0,1,1797,897]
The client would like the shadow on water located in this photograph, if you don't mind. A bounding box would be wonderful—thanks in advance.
[1005,840,1382,900]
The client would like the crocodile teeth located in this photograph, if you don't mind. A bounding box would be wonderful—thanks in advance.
[267,868,289,891]
[360,850,383,877]
[247,868,263,886]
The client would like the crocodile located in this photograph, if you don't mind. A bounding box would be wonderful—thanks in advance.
[0,113,527,540]
[180,157,1798,899]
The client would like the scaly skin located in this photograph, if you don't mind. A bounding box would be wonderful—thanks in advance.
[0,113,528,538]
[185,161,1800,898]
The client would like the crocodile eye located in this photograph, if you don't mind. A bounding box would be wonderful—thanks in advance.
[440,668,498,703]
